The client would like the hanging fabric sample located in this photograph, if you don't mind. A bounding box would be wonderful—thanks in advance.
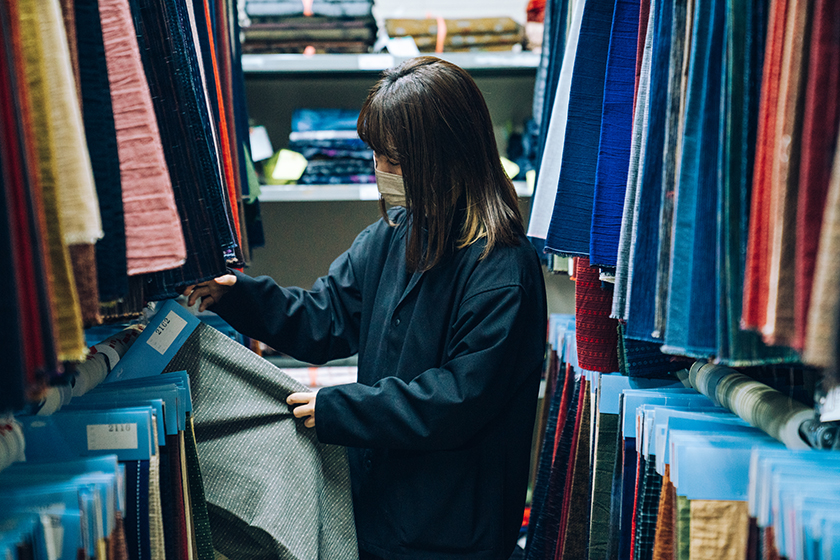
[161,322,358,560]
[98,0,187,278]
[544,0,617,257]
[528,0,586,241]
[75,0,128,304]
[589,0,639,269]
[793,0,840,350]
[661,0,725,358]
[127,0,237,300]
[575,258,620,373]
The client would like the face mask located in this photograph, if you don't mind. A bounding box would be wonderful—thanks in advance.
[375,168,406,207]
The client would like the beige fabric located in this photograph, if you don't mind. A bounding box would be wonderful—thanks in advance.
[688,500,749,560]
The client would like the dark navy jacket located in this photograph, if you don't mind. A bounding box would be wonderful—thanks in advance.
[211,208,547,560]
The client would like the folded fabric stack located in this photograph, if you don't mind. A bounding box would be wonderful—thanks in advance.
[289,109,374,185]
[384,17,523,53]
[243,0,376,54]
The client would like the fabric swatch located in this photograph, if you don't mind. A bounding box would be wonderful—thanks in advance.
[575,257,619,373]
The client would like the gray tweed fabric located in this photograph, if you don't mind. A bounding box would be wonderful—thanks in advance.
[163,323,358,560]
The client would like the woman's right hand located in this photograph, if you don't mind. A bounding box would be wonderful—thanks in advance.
[183,274,237,312]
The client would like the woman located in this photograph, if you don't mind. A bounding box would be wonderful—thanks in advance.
[186,56,547,560]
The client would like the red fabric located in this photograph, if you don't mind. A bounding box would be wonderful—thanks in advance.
[633,0,651,112]
[527,0,546,23]
[629,450,643,560]
[575,258,619,372]
[551,363,575,465]
[202,0,242,249]
[553,380,586,560]
[1,0,56,381]
[743,0,789,329]
[793,0,840,349]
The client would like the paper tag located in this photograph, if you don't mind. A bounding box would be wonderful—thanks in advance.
[385,37,421,56]
[358,54,394,70]
[86,424,138,451]
[147,311,188,355]
[359,185,379,200]
[821,386,840,422]
[249,125,274,162]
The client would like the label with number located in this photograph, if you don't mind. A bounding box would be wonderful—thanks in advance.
[86,423,138,450]
[147,310,188,355]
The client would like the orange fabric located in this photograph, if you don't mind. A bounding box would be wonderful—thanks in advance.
[201,0,242,248]
[743,0,789,329]
[435,16,447,53]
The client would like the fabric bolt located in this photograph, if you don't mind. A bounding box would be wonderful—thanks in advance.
[605,417,625,560]
[162,322,358,560]
[742,0,789,331]
[544,0,616,257]
[633,0,651,106]
[244,0,372,18]
[185,415,215,560]
[688,500,749,560]
[124,460,152,560]
[549,376,582,559]
[619,437,638,560]
[675,495,690,560]
[559,380,592,560]
[98,0,187,276]
[575,258,620,373]
[0,141,26,413]
[718,0,796,366]
[653,0,695,339]
[650,464,675,560]
[526,370,577,560]
[762,0,812,346]
[68,244,102,326]
[58,0,81,103]
[633,456,661,560]
[589,411,619,560]
[619,324,691,378]
[33,0,103,247]
[589,0,640,268]
[793,0,840,350]
[662,0,725,358]
[129,0,235,298]
[161,435,188,560]
[18,0,88,363]
[525,364,567,560]
[148,447,165,560]
[109,511,130,560]
[611,2,654,321]
[528,0,586,240]
[0,0,48,397]
[625,0,673,343]
[629,453,643,560]
[74,0,128,303]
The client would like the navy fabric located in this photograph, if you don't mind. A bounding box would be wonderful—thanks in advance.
[618,438,637,560]
[128,0,233,300]
[590,0,641,268]
[124,460,152,560]
[545,0,616,257]
[663,0,725,357]
[74,0,128,302]
[625,0,673,343]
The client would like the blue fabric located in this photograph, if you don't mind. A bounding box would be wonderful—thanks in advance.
[662,0,725,357]
[589,0,640,268]
[625,0,673,342]
[545,0,617,257]
[618,438,637,560]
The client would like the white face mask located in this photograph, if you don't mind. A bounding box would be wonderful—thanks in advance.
[375,168,406,207]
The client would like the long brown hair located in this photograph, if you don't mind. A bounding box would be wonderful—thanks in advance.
[357,56,524,271]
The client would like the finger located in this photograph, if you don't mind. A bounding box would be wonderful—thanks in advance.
[303,417,315,428]
[287,392,313,405]
[217,274,237,286]
[292,403,315,419]
[198,295,215,313]
[187,286,205,308]
[182,285,195,297]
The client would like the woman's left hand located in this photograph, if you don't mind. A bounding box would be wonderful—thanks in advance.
[287,392,317,428]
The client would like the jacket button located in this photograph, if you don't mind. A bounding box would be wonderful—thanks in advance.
[394,317,401,326]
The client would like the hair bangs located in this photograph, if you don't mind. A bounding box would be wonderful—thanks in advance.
[358,93,400,163]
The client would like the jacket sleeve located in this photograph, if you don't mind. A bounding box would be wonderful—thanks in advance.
[208,228,372,365]
[315,283,546,450]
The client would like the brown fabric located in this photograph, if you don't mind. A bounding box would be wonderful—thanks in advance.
[58,0,82,106]
[385,17,521,37]
[651,464,676,560]
[763,0,812,346]
[69,243,102,327]
[108,506,129,560]
[688,500,749,560]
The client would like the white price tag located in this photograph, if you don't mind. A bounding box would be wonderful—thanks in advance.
[86,423,138,451]
[359,185,379,201]
[147,310,188,355]
[357,54,394,70]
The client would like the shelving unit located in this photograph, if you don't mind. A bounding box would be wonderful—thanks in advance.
[258,180,533,202]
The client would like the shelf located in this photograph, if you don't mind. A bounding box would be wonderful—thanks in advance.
[258,180,532,202]
[242,51,540,74]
